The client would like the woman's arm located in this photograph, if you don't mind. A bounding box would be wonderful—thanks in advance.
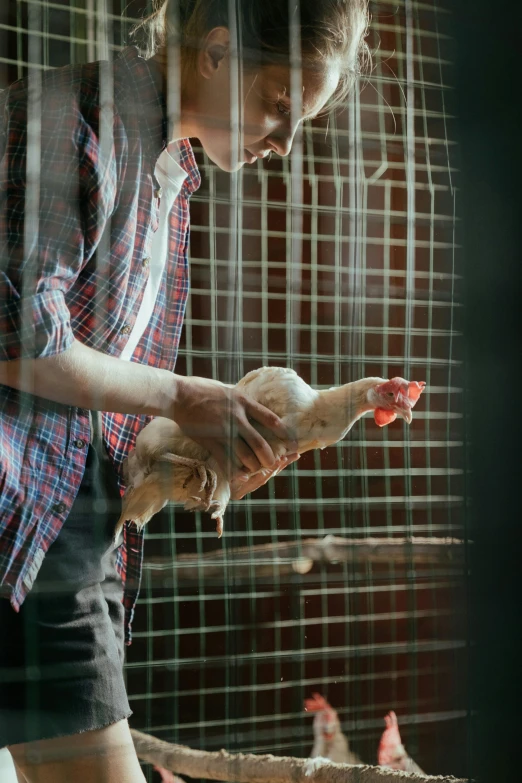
[0,339,293,477]
[0,84,293,479]
[0,338,170,417]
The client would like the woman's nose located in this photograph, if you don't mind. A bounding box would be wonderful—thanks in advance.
[266,125,299,158]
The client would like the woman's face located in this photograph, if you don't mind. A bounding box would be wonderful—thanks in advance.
[182,28,341,172]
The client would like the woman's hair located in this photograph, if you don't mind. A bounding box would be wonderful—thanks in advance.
[131,0,370,108]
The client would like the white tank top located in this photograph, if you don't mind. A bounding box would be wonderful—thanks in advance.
[120,142,188,361]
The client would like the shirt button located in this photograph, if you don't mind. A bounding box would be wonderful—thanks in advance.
[142,256,150,269]
[74,438,87,449]
[120,324,131,335]
[154,186,162,199]
[54,502,67,515]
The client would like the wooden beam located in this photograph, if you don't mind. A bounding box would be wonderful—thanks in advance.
[131,729,467,783]
[143,536,466,581]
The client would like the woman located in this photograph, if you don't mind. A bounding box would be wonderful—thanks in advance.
[0,1,369,780]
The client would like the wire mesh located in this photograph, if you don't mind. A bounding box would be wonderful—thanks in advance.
[1,1,467,779]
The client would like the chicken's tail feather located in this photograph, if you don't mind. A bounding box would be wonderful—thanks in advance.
[113,476,168,544]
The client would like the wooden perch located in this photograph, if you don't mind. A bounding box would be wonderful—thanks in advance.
[131,729,468,783]
[144,536,466,581]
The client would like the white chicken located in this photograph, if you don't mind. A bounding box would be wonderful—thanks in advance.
[115,368,425,542]
[378,711,426,775]
[304,692,362,764]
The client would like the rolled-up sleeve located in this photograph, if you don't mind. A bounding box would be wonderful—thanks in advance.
[0,73,103,360]
[0,288,74,360]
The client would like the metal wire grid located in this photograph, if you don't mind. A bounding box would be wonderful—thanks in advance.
[2,0,467,778]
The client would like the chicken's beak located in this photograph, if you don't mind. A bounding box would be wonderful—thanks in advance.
[396,390,413,424]
[400,407,413,425]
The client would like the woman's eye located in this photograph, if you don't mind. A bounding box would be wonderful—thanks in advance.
[276,101,291,117]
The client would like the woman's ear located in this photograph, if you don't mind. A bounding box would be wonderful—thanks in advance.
[198,26,230,80]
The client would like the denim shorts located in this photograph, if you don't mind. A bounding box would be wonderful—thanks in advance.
[0,425,132,747]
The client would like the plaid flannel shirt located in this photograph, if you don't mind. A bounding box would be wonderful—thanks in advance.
[0,46,200,644]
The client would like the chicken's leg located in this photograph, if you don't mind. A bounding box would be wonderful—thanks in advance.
[160,453,219,516]
[159,452,209,494]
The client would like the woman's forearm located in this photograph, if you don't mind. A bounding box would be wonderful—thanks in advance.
[0,339,293,476]
[0,338,175,417]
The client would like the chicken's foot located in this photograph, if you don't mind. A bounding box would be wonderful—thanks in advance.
[159,452,209,496]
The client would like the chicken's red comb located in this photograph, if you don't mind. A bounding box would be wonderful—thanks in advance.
[384,710,399,730]
[304,692,331,712]
[407,381,426,404]
[378,711,403,764]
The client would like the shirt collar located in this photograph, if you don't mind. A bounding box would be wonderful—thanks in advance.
[176,139,201,196]
[116,46,200,195]
[117,46,168,159]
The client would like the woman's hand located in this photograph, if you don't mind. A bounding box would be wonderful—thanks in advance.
[170,375,296,478]
[229,453,300,500]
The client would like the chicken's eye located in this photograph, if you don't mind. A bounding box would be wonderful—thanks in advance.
[387,392,395,398]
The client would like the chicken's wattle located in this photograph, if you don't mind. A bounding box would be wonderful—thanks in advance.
[374,409,397,427]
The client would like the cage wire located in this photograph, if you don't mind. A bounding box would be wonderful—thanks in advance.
[0,0,467,780]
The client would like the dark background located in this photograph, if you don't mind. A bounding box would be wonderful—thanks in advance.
[454,2,522,781]
[3,1,520,780]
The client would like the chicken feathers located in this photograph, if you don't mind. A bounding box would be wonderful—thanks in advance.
[115,368,425,543]
[378,711,426,775]
[304,692,362,765]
